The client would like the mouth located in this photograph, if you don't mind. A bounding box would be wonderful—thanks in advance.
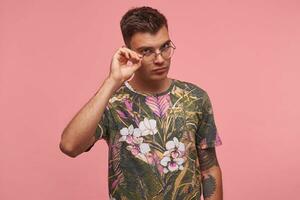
[152,67,168,73]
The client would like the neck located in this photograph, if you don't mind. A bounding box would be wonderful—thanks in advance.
[127,76,172,94]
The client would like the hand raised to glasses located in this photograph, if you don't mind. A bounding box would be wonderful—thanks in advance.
[108,47,143,85]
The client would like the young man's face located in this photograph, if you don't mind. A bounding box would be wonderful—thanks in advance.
[128,25,172,82]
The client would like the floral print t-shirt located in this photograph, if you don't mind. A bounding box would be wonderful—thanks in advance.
[85,78,222,200]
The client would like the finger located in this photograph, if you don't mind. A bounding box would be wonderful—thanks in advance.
[130,53,142,63]
[121,47,143,62]
[118,49,130,60]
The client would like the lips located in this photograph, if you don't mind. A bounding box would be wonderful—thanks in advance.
[153,67,168,72]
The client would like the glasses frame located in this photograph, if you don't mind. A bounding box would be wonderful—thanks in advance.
[138,40,177,62]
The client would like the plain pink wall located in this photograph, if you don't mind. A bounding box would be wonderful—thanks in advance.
[1,0,299,199]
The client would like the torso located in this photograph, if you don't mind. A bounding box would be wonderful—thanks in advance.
[103,78,213,200]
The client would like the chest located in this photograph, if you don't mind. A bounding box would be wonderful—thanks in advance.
[108,94,202,162]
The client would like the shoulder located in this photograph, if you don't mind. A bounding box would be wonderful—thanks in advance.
[106,84,131,105]
[173,78,209,99]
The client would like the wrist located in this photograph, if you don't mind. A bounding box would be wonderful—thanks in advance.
[104,76,123,92]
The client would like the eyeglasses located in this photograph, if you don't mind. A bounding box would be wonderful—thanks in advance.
[138,40,176,62]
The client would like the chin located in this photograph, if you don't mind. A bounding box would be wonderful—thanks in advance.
[150,73,169,81]
[138,67,170,81]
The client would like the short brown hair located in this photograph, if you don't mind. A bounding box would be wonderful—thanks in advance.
[120,6,168,48]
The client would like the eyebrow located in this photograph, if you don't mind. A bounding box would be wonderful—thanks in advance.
[136,39,171,51]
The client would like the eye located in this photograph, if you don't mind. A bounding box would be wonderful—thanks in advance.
[142,49,153,55]
[161,43,171,50]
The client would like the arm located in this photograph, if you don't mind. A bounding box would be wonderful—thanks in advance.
[59,47,143,158]
[59,77,120,157]
[199,147,223,200]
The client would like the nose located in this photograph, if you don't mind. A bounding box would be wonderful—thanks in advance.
[153,51,164,64]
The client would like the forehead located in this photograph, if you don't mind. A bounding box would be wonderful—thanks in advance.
[129,26,170,49]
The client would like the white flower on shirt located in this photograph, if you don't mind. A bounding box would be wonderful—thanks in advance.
[126,129,150,155]
[119,124,151,163]
[160,156,185,173]
[118,118,159,164]
[164,137,185,158]
[160,137,186,173]
[119,124,135,144]
[138,117,158,136]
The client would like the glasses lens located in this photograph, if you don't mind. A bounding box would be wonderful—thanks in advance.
[161,47,173,59]
[143,53,156,62]
[142,45,175,62]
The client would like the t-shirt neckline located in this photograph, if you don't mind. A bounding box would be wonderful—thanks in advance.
[124,78,175,97]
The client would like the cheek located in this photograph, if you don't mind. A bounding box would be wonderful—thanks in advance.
[166,59,171,66]
[135,66,146,75]
[139,63,152,72]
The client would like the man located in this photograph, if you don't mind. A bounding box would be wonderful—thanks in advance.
[59,6,223,200]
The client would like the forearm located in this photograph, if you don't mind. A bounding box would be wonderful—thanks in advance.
[59,77,120,157]
[198,147,223,200]
[201,166,223,200]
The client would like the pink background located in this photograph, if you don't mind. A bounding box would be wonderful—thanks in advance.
[1,0,299,199]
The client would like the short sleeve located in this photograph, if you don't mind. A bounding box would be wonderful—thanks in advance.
[85,105,110,152]
[196,91,222,149]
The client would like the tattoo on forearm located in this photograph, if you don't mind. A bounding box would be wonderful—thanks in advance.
[199,147,219,171]
[203,174,217,199]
